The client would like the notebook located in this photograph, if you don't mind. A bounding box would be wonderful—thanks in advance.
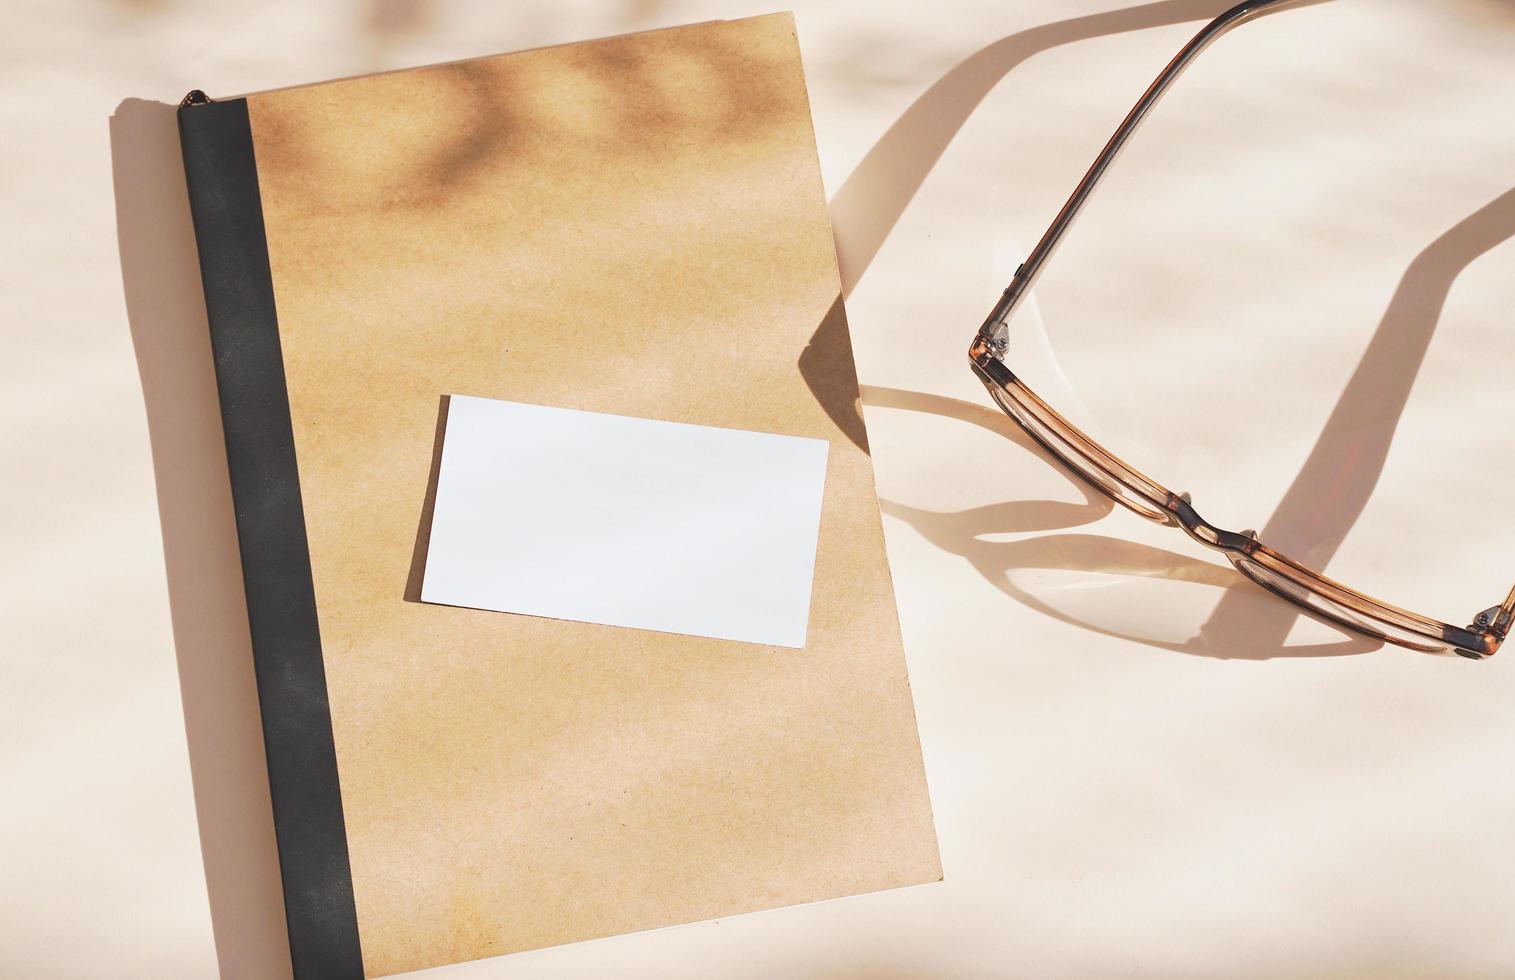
[177,13,939,978]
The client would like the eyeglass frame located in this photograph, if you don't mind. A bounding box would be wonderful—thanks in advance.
[968,0,1514,659]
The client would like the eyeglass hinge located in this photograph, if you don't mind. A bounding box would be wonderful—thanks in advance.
[1471,606,1504,633]
[980,264,1029,355]
[986,322,1009,355]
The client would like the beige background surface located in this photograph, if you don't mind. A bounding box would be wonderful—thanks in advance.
[6,0,1515,977]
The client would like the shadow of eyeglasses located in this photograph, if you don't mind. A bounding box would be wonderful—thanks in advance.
[862,386,1378,659]
[808,0,1514,659]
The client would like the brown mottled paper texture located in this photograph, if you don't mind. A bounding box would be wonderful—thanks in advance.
[246,12,939,975]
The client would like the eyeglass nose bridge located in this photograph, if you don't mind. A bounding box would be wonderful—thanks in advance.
[1163,490,1263,556]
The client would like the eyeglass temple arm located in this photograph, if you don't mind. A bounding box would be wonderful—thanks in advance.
[979,0,1316,344]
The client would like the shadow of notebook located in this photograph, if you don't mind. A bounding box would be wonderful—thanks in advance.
[177,13,939,977]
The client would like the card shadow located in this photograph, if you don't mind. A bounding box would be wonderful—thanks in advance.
[403,394,450,603]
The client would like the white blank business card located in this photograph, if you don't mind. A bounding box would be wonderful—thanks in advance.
[420,395,830,647]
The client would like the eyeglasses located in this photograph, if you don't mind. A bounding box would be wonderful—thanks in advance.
[969,0,1513,659]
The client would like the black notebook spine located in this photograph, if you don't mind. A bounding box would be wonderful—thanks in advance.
[177,95,365,980]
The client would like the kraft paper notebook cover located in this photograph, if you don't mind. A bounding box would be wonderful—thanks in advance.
[177,13,939,978]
